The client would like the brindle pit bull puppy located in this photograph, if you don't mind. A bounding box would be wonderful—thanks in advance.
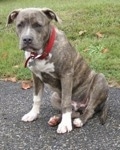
[7,8,109,134]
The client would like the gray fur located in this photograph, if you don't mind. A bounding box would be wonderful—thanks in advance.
[7,8,109,132]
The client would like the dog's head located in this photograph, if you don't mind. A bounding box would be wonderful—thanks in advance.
[7,8,61,52]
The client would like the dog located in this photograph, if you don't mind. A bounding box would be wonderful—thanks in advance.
[7,8,109,134]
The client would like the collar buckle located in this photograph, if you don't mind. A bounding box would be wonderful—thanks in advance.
[34,54,42,59]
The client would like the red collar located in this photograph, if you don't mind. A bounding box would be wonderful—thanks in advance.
[24,26,56,67]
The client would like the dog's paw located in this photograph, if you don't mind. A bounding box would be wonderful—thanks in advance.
[56,112,72,134]
[21,111,38,122]
[57,121,72,134]
[73,118,83,127]
[48,116,60,126]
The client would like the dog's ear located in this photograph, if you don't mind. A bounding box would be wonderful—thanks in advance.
[6,9,22,26]
[41,8,62,23]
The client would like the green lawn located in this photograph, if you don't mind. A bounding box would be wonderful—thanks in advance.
[0,0,120,85]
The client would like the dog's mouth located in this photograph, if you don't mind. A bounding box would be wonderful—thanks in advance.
[21,45,40,53]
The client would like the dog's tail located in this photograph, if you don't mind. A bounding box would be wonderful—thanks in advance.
[99,99,109,125]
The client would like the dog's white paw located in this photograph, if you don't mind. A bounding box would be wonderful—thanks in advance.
[57,121,72,134]
[73,118,83,127]
[57,112,72,134]
[21,111,38,122]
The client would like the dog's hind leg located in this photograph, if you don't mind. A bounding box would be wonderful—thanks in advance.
[73,73,108,127]
[98,100,109,125]
[49,92,80,126]
[22,73,44,122]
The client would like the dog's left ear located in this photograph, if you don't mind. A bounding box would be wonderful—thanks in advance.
[42,8,62,23]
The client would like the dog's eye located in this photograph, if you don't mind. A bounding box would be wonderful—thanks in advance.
[32,23,42,28]
[17,22,24,28]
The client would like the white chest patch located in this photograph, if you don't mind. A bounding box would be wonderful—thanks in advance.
[25,52,55,80]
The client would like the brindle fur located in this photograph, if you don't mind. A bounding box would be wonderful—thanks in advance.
[7,8,109,132]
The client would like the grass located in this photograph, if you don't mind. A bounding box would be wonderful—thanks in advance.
[0,0,120,84]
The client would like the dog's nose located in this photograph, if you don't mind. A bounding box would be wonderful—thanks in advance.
[23,36,33,44]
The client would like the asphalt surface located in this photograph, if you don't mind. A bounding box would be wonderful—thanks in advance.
[0,81,120,150]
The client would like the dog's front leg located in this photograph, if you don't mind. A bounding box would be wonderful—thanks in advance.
[57,74,73,134]
[22,73,44,122]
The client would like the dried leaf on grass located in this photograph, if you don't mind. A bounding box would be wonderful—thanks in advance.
[96,32,104,38]
[2,52,8,59]
[79,30,87,36]
[4,77,17,82]
[101,48,109,53]
[21,80,33,90]
[13,65,19,69]
[108,80,120,88]
[83,48,89,52]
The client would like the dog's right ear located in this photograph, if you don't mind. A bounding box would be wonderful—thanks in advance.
[6,9,21,26]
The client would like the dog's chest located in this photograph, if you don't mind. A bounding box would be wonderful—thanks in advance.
[25,52,55,80]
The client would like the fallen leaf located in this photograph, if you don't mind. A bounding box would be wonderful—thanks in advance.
[101,48,109,53]
[79,30,87,36]
[96,32,104,38]
[13,65,19,69]
[83,48,89,52]
[21,80,33,90]
[4,77,17,82]
[108,80,120,88]
[2,52,8,59]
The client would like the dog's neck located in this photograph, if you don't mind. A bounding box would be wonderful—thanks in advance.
[24,26,56,67]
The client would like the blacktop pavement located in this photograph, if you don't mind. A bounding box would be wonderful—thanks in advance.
[0,81,120,150]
